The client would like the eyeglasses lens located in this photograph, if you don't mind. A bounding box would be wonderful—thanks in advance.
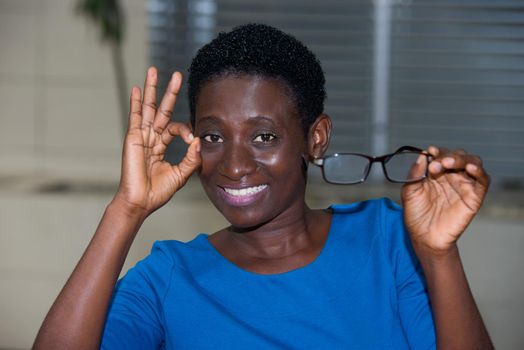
[385,152,428,182]
[323,154,370,184]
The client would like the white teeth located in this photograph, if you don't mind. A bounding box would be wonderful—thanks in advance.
[224,185,268,197]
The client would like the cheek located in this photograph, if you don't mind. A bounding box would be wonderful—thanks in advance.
[256,144,304,173]
[198,148,221,175]
[255,151,278,166]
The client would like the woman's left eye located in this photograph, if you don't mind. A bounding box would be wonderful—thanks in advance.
[253,133,276,143]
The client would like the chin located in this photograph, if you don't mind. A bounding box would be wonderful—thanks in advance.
[217,206,272,231]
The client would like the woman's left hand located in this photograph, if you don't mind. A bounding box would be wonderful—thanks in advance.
[401,146,490,255]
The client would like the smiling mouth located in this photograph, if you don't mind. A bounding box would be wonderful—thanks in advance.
[223,185,268,197]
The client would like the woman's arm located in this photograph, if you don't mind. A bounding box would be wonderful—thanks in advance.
[402,146,493,349]
[33,67,201,350]
[32,199,146,350]
[414,244,493,349]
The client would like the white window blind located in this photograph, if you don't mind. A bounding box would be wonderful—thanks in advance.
[388,0,524,188]
[148,0,524,189]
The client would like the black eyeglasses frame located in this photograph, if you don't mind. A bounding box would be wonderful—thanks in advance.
[312,145,431,185]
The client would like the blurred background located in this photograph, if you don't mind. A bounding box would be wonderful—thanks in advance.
[0,0,523,348]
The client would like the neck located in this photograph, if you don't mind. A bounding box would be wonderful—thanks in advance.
[226,201,320,260]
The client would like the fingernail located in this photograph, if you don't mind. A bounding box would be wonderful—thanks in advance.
[187,133,194,141]
[443,157,455,167]
[467,164,478,172]
[431,162,442,173]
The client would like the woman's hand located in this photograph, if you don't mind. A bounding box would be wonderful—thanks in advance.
[114,67,201,218]
[401,146,490,255]
[33,67,200,350]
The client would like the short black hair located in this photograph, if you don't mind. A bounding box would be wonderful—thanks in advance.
[187,23,326,134]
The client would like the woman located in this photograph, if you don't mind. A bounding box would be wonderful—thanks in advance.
[34,24,493,349]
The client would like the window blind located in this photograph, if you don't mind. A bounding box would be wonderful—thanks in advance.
[147,0,524,188]
[388,0,524,187]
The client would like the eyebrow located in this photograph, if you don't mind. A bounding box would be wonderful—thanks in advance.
[197,115,277,126]
[196,115,222,126]
[246,115,277,126]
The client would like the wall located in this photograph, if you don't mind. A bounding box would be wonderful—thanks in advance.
[0,0,146,181]
[0,0,148,348]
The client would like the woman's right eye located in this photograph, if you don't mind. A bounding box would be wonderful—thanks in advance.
[203,134,223,143]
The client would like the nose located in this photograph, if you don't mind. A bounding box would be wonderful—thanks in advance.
[218,142,257,180]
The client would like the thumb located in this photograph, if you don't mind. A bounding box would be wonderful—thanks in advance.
[175,137,201,181]
[406,153,428,180]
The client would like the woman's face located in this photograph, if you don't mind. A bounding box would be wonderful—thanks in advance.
[194,75,309,229]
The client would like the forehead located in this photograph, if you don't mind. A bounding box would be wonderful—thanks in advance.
[195,75,300,128]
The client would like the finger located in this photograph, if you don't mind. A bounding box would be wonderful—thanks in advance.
[128,86,142,131]
[442,167,489,213]
[426,145,456,175]
[405,153,428,180]
[436,153,490,201]
[161,122,194,146]
[153,72,182,134]
[175,137,202,181]
[427,145,447,158]
[440,153,481,171]
[141,67,158,127]
[428,160,444,176]
[156,122,194,158]
[465,162,491,189]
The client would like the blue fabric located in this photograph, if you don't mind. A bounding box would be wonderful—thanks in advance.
[101,198,436,349]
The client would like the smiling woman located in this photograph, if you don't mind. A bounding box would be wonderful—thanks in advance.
[33,24,493,349]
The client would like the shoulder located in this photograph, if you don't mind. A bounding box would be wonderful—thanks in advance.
[103,239,207,348]
[116,235,209,294]
[136,234,211,273]
[329,197,404,238]
[329,198,413,268]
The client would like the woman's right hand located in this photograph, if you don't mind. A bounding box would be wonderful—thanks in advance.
[114,67,201,218]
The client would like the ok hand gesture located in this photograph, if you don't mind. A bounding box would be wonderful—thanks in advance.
[114,67,201,218]
[401,146,490,255]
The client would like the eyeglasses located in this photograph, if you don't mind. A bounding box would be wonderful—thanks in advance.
[312,145,431,185]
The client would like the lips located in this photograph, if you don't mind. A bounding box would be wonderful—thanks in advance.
[218,184,269,206]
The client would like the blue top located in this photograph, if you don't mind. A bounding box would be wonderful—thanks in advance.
[101,198,436,349]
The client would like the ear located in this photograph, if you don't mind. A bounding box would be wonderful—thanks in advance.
[307,114,332,160]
